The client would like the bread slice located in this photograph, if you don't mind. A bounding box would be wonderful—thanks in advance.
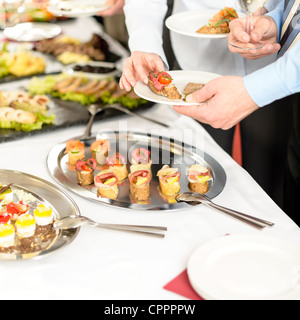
[148,77,181,100]
[183,83,205,96]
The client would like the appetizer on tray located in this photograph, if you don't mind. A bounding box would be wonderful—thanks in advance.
[28,74,147,109]
[35,34,109,64]
[197,8,238,34]
[129,169,151,202]
[148,71,181,100]
[90,139,111,165]
[0,90,55,132]
[131,148,152,170]
[188,164,212,194]
[106,153,128,181]
[75,158,97,186]
[65,140,85,166]
[0,44,46,80]
[157,165,181,196]
[0,183,57,255]
[95,170,119,200]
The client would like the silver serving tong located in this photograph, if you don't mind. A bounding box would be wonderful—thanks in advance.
[176,192,275,230]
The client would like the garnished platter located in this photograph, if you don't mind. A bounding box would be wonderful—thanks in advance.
[47,131,227,211]
[0,169,80,260]
[0,77,153,143]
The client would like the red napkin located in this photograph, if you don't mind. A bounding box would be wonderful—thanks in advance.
[163,269,204,300]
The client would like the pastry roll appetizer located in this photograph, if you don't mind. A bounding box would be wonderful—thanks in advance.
[94,170,119,200]
[90,139,110,165]
[65,140,85,166]
[157,165,181,196]
[75,158,97,186]
[188,164,211,194]
[131,148,152,170]
[106,153,128,181]
[129,170,151,201]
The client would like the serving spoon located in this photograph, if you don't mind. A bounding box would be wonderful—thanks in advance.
[54,215,167,238]
[176,192,275,230]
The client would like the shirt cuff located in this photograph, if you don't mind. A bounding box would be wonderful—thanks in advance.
[244,63,291,107]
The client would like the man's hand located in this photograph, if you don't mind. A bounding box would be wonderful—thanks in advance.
[228,15,281,59]
[120,51,165,91]
[97,0,125,17]
[173,76,259,130]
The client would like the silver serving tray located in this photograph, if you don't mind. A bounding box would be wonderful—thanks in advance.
[0,170,81,260]
[47,131,227,211]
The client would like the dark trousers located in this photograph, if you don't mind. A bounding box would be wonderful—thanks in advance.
[203,95,295,209]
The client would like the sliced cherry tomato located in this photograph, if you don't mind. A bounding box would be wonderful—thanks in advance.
[158,75,172,85]
[82,164,92,172]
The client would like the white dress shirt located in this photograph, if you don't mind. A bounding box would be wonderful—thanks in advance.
[124,0,281,76]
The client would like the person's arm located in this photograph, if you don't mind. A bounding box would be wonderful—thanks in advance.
[124,0,168,65]
[244,40,300,107]
[266,0,285,40]
[97,0,124,17]
[119,0,168,91]
[264,0,284,14]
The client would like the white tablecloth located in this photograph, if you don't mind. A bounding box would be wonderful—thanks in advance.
[0,18,300,301]
[1,102,300,300]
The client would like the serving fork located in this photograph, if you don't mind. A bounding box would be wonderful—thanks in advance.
[176,192,275,230]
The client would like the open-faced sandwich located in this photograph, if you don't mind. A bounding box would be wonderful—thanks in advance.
[148,71,181,100]
[131,148,152,170]
[188,164,212,194]
[75,158,97,186]
[197,7,238,34]
[94,170,119,200]
[106,153,128,181]
[90,139,110,165]
[129,169,151,202]
[65,140,85,166]
[157,165,181,196]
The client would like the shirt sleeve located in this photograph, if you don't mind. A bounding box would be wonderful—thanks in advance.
[244,40,300,107]
[266,0,285,40]
[264,0,284,14]
[124,0,169,66]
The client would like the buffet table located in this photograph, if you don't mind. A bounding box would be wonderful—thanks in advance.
[1,101,300,300]
[1,17,300,301]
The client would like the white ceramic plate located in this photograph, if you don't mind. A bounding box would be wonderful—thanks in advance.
[4,23,61,42]
[134,70,220,106]
[166,10,231,39]
[47,0,111,18]
[188,234,300,300]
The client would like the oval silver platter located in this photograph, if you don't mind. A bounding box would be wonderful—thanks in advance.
[0,169,81,260]
[47,131,227,211]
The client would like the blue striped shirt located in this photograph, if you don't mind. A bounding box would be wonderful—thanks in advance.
[244,0,300,107]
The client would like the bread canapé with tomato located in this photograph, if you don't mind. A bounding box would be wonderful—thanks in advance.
[148,71,181,100]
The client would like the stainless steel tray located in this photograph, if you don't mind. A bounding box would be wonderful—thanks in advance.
[47,131,227,211]
[0,169,81,260]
